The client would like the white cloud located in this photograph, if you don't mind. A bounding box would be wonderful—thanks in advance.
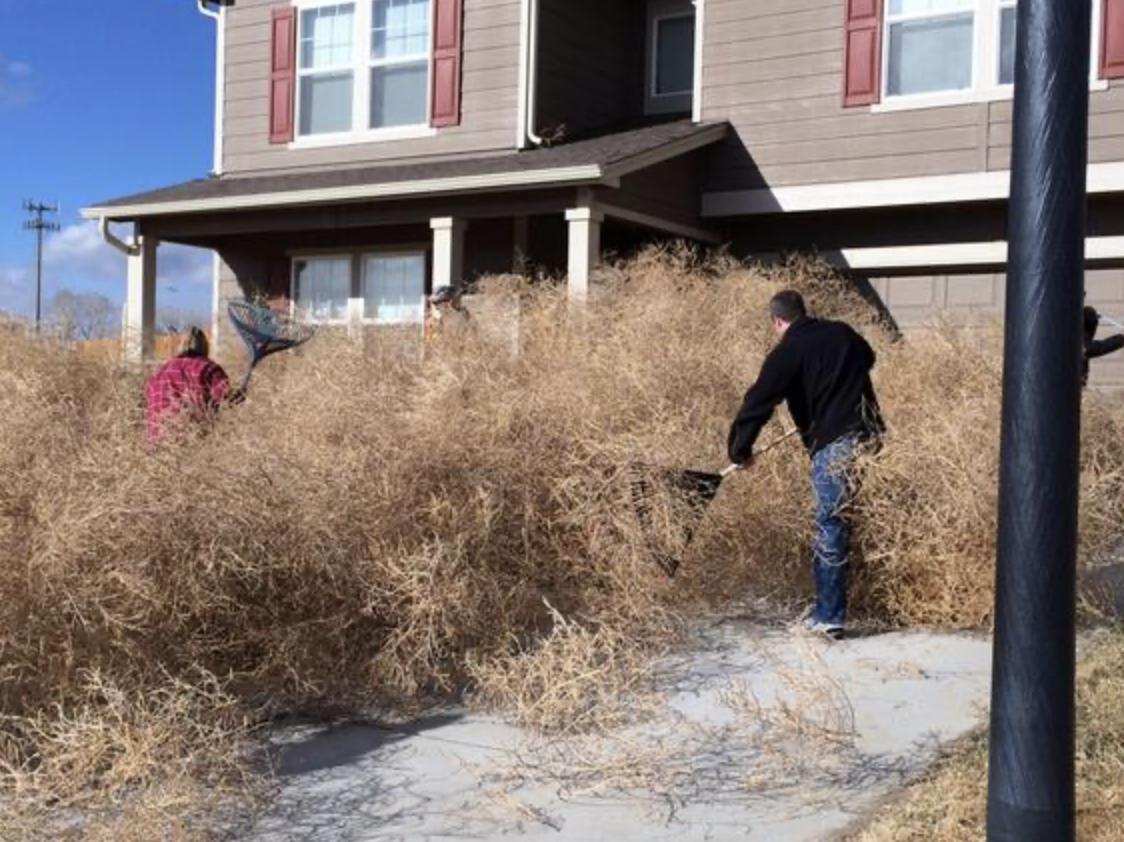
[0,221,213,319]
[0,54,35,108]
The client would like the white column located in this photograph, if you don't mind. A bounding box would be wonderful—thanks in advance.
[565,206,603,303]
[430,216,467,290]
[124,235,158,363]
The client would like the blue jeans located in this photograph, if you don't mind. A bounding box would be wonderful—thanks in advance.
[810,435,860,627]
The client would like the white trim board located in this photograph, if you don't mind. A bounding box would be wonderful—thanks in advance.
[82,124,728,221]
[756,237,1124,272]
[702,162,1124,217]
[83,165,605,220]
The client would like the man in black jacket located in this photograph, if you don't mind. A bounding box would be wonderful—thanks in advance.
[728,290,883,640]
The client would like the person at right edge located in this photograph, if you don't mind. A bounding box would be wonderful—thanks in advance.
[1082,304,1124,387]
[727,290,884,641]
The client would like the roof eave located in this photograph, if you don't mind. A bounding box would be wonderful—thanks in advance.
[81,164,609,221]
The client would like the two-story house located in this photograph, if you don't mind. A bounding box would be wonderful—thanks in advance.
[83,0,1124,387]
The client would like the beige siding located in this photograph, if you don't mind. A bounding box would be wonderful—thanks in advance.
[870,270,1124,388]
[701,0,1124,192]
[222,0,521,175]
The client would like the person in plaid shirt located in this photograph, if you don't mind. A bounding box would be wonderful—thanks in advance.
[145,327,238,445]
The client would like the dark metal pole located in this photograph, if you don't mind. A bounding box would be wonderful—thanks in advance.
[986,0,1090,839]
[34,224,43,334]
[22,201,59,336]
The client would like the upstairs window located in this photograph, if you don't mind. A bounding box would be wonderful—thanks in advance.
[885,0,974,97]
[880,0,1103,107]
[294,0,433,140]
[370,0,430,128]
[299,4,356,135]
[646,0,696,115]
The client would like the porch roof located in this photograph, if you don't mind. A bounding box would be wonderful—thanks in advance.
[82,121,728,221]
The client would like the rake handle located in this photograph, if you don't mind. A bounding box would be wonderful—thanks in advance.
[720,428,799,477]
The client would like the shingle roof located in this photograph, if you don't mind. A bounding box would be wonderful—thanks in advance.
[83,120,727,219]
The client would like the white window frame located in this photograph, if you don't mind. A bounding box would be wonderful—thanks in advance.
[289,246,430,327]
[646,0,696,115]
[291,0,437,149]
[291,252,355,326]
[874,0,1107,113]
[295,2,359,139]
[368,0,433,131]
[359,246,429,326]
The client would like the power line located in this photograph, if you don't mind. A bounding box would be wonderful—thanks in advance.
[22,200,60,334]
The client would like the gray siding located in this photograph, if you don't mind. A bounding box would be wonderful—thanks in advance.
[700,0,1124,192]
[872,270,1124,388]
[222,0,521,176]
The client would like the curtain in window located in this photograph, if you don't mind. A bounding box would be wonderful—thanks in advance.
[294,257,352,322]
[362,253,426,324]
[370,0,430,128]
[886,0,974,96]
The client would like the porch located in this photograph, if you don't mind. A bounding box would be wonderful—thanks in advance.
[82,121,727,361]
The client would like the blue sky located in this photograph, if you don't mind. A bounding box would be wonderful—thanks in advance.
[0,0,218,321]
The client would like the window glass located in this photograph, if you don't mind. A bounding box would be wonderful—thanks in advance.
[371,62,429,127]
[999,4,1017,85]
[362,253,426,324]
[300,72,355,134]
[887,14,974,96]
[372,0,430,60]
[300,4,355,69]
[655,15,695,95]
[889,0,973,14]
[299,4,356,135]
[294,257,351,322]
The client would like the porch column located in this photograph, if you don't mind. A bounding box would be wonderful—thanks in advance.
[430,216,467,290]
[565,206,603,303]
[124,235,158,363]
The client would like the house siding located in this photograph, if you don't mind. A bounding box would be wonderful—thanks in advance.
[222,0,522,176]
[871,269,1124,388]
[699,0,1124,192]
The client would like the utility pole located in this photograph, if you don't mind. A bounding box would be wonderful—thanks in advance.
[986,0,1090,839]
[22,200,60,334]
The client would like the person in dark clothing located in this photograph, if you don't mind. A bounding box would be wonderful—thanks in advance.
[1082,305,1124,386]
[728,290,883,640]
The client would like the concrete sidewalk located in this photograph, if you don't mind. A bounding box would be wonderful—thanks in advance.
[246,620,991,841]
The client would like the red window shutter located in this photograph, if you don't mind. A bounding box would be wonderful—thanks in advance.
[1102,0,1124,78]
[269,6,297,144]
[843,0,882,107]
[430,0,464,127]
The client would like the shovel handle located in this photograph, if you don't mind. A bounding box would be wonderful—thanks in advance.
[720,428,800,477]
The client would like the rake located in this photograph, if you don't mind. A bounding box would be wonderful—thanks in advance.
[629,428,800,577]
[227,300,317,393]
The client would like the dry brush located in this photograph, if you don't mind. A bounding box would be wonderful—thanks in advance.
[0,249,1120,835]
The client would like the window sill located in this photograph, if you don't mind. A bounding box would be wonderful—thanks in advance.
[289,125,438,150]
[871,78,1110,113]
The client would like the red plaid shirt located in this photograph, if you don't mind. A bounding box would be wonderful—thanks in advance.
[145,354,231,444]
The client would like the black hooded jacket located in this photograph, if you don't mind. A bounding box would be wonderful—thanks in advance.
[1083,306,1124,385]
[728,317,884,462]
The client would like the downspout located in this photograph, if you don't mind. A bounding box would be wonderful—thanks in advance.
[197,0,225,175]
[524,0,544,146]
[197,1,226,344]
[99,217,139,256]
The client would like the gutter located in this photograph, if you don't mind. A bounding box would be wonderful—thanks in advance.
[197,1,225,175]
[82,164,609,220]
[523,0,543,146]
[99,217,139,256]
